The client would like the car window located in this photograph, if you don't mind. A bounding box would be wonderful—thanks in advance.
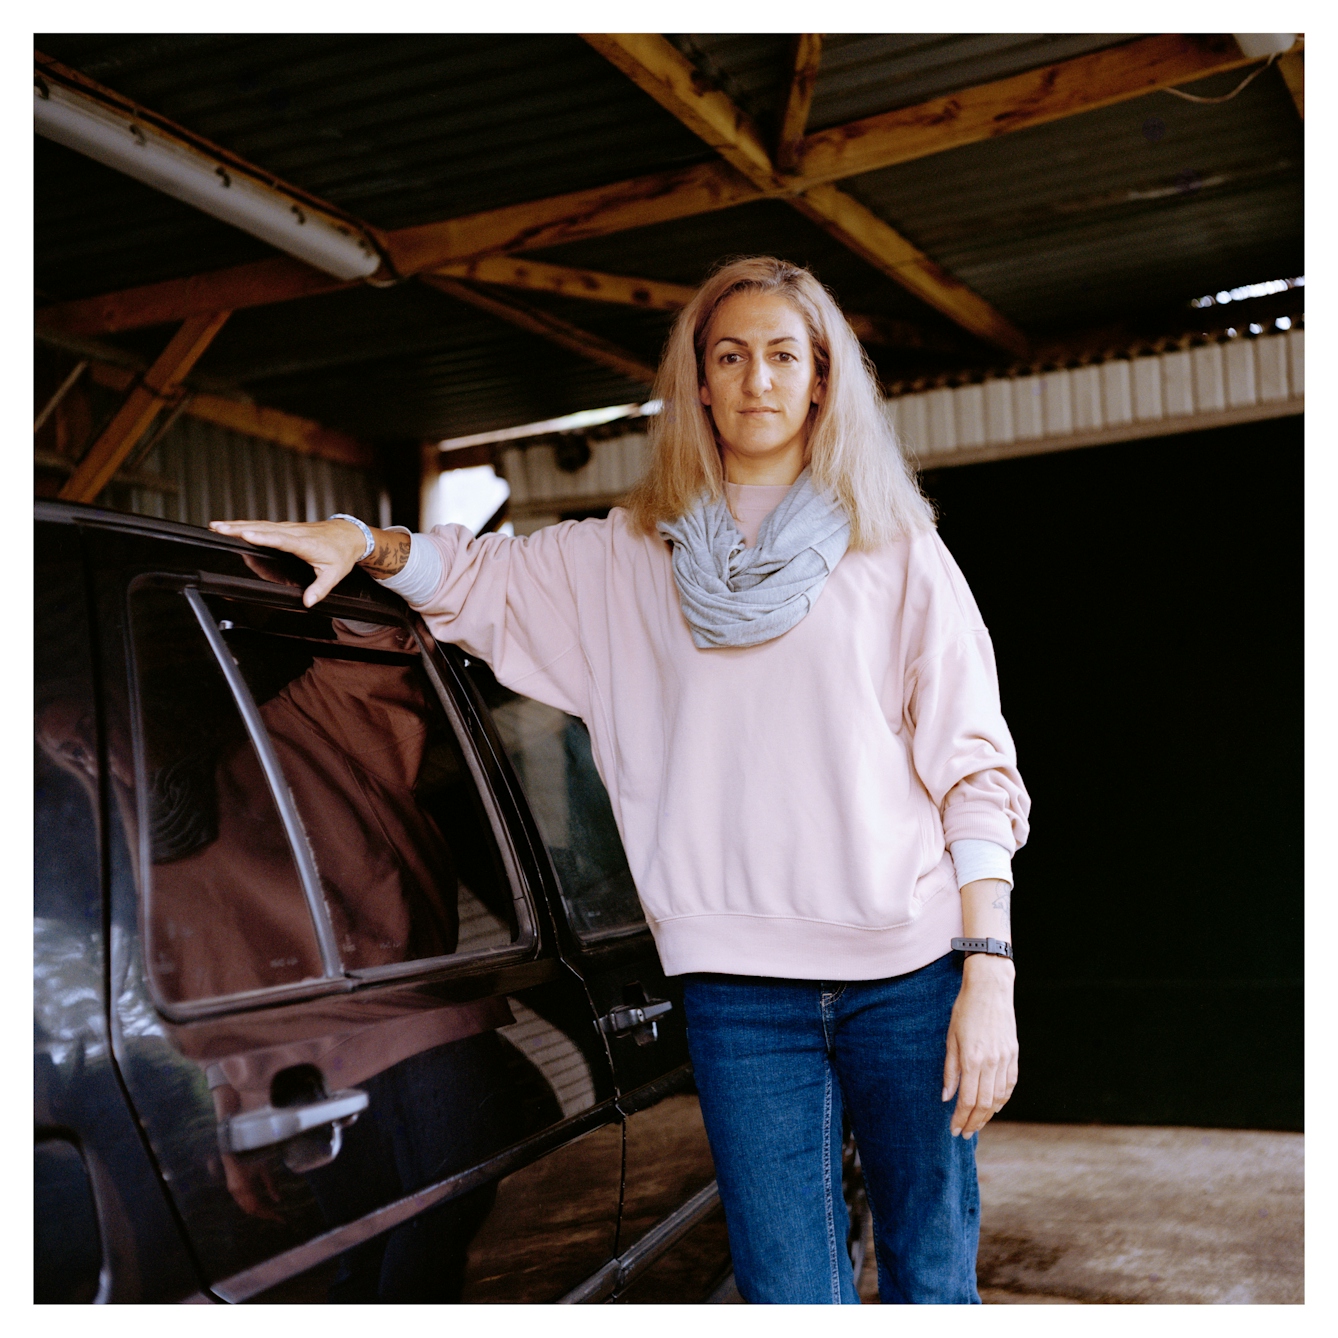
[200,593,528,977]
[463,658,647,943]
[128,584,325,1005]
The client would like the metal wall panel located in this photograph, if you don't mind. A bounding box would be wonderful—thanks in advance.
[885,329,1303,468]
[107,412,381,529]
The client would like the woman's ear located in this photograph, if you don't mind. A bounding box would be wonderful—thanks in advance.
[699,381,712,407]
[812,377,826,407]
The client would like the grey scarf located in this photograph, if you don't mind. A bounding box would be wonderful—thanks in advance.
[657,468,851,649]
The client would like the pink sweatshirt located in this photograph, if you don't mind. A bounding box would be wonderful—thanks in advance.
[398,486,1029,980]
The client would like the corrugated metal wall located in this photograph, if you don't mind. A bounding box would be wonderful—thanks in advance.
[494,329,1304,525]
[498,431,652,534]
[886,328,1303,467]
[102,414,386,528]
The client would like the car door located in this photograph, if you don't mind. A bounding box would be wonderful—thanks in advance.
[459,658,732,1303]
[34,512,203,1303]
[80,516,623,1303]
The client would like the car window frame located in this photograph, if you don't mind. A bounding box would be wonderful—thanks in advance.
[125,571,540,1021]
[450,648,657,958]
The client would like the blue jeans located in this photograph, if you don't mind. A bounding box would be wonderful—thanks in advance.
[682,952,980,1304]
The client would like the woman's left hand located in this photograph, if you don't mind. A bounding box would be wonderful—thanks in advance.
[942,953,1018,1137]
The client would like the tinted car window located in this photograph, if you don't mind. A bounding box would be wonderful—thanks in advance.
[128,584,323,1005]
[464,659,646,942]
[202,595,524,973]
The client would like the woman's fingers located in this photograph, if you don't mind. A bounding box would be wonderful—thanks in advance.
[209,519,365,606]
[210,518,343,561]
[941,1032,961,1103]
[951,1057,981,1136]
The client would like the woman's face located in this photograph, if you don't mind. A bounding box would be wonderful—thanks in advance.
[699,290,824,481]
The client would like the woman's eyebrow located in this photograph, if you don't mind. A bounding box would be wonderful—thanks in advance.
[712,334,801,348]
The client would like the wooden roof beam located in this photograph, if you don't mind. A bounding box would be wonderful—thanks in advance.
[776,35,824,173]
[59,310,230,502]
[87,361,375,468]
[37,36,1261,342]
[791,34,1259,185]
[791,187,1026,355]
[432,255,945,350]
[1277,48,1303,118]
[580,34,788,194]
[581,33,1027,356]
[432,255,698,311]
[420,275,657,384]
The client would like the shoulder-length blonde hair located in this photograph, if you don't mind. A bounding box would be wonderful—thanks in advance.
[626,255,933,550]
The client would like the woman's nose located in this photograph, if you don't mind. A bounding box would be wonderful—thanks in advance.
[743,358,771,395]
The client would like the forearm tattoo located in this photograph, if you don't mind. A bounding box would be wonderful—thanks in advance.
[992,885,1012,935]
[360,531,410,578]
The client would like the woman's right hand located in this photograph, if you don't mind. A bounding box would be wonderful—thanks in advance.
[208,518,409,607]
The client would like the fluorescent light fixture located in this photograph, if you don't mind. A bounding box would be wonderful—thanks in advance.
[1233,34,1297,59]
[34,76,379,281]
[438,400,663,452]
[1189,276,1303,309]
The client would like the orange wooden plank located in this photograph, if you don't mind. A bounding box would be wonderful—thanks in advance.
[59,312,231,502]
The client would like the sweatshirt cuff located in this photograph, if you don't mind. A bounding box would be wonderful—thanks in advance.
[374,530,444,609]
[949,839,1013,890]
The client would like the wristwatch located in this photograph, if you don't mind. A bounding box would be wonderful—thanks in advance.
[951,937,1013,961]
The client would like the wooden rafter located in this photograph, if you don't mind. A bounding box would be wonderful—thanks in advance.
[581,33,1028,354]
[384,161,758,277]
[580,34,787,192]
[37,257,352,337]
[35,163,759,337]
[1277,49,1303,119]
[791,34,1256,185]
[36,35,1260,341]
[420,276,656,383]
[776,35,823,173]
[433,256,698,311]
[59,311,230,502]
[790,187,1026,355]
[87,362,374,468]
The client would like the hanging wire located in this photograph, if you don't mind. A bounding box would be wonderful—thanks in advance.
[1163,53,1279,104]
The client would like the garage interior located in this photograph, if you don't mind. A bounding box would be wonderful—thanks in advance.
[34,32,1304,1304]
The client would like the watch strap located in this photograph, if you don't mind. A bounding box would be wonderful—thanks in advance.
[951,936,1014,961]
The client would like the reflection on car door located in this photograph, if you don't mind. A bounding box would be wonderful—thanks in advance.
[461,658,731,1302]
[83,525,622,1303]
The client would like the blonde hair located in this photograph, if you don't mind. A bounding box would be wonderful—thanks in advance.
[626,255,934,550]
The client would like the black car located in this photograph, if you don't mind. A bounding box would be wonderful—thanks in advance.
[34,500,870,1304]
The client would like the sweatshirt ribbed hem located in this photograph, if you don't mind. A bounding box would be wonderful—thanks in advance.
[648,874,963,980]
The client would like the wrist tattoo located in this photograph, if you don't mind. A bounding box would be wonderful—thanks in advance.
[360,533,410,578]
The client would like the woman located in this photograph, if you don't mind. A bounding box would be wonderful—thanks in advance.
[212,255,1028,1305]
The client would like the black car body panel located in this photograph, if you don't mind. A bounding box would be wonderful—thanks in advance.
[33,502,729,1303]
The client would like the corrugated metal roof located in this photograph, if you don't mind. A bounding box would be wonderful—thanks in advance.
[671,34,1138,134]
[34,33,1305,445]
[35,33,714,297]
[839,63,1304,328]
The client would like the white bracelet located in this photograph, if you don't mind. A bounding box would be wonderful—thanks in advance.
[329,513,375,562]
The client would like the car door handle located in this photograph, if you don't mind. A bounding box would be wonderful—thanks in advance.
[219,1088,369,1155]
[595,1000,673,1045]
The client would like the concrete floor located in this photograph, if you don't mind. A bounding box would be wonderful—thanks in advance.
[856,1122,1303,1305]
